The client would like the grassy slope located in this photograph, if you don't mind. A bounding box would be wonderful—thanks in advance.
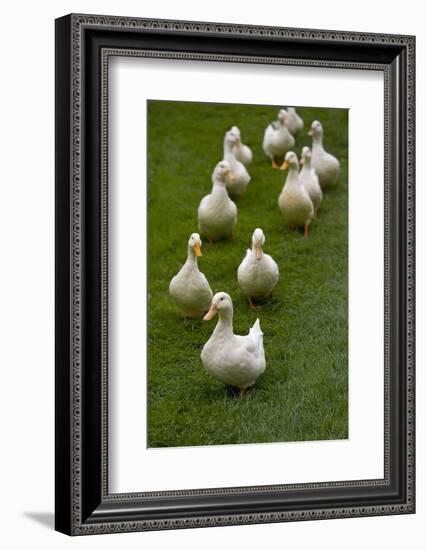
[147,100,348,447]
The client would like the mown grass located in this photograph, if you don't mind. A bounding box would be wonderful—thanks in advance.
[147,100,348,448]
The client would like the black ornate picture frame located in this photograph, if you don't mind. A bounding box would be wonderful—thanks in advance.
[55,13,415,535]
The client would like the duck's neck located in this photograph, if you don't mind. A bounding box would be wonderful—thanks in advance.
[278,120,289,134]
[224,140,233,155]
[301,157,312,172]
[312,133,323,149]
[223,142,237,166]
[251,242,263,260]
[285,166,300,187]
[211,180,229,199]
[212,310,234,338]
[184,247,198,269]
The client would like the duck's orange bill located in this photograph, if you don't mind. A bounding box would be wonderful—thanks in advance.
[193,242,202,257]
[203,305,218,320]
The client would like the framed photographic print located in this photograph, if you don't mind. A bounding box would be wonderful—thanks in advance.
[55,14,415,535]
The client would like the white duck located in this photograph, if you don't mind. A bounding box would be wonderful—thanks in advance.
[169,233,213,318]
[223,130,251,198]
[285,107,304,137]
[237,228,279,308]
[201,292,266,396]
[198,160,237,241]
[299,146,323,217]
[263,109,295,168]
[309,120,340,188]
[230,125,253,166]
[278,151,314,238]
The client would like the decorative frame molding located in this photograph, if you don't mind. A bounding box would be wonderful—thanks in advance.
[55,13,415,535]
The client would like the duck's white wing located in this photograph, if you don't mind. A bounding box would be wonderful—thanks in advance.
[237,249,256,292]
[168,273,178,294]
[198,193,211,212]
[169,262,185,292]
[233,334,256,359]
[197,270,213,296]
[263,254,280,281]
[237,248,251,272]
[233,319,264,357]
[311,170,323,201]
[264,123,275,139]
[242,144,253,164]
[263,125,276,156]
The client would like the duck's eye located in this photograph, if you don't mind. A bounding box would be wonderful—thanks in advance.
[220,297,224,301]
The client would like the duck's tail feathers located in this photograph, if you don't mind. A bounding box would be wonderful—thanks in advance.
[250,318,262,332]
[249,318,263,350]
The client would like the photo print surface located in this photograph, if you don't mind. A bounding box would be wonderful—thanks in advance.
[147,100,348,448]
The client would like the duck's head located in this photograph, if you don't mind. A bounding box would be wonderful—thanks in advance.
[213,160,234,183]
[300,146,312,165]
[203,292,233,320]
[188,232,202,257]
[224,129,240,146]
[277,109,288,124]
[230,126,241,141]
[280,151,299,171]
[308,120,323,138]
[252,228,265,260]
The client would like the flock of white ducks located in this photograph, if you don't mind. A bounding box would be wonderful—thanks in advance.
[168,108,341,395]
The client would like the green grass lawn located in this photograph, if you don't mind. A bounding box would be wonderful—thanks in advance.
[147,100,348,448]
